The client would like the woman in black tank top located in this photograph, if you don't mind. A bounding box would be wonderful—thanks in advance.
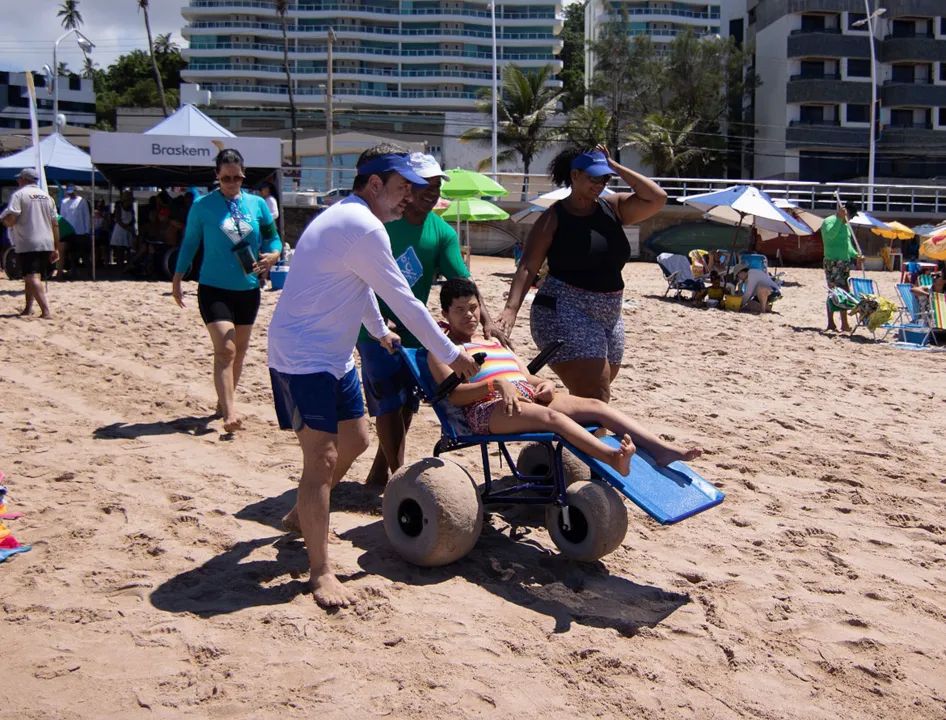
[496,146,667,403]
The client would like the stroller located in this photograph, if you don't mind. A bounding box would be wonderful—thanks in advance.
[657,253,704,300]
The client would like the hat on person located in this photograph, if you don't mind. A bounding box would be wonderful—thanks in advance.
[570,150,613,177]
[356,153,429,186]
[408,152,449,181]
[731,263,749,277]
[16,167,40,182]
[65,185,77,194]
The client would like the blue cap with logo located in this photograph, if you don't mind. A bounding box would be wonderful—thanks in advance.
[570,150,613,177]
[356,154,429,186]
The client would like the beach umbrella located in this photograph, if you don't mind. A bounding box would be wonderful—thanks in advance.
[681,185,812,265]
[511,187,616,224]
[440,169,509,199]
[773,198,824,232]
[919,230,946,261]
[436,198,510,268]
[870,220,914,241]
[848,211,893,232]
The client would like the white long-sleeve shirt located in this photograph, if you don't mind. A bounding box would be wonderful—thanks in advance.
[268,195,460,378]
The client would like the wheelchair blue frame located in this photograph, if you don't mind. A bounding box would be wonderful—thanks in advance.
[398,346,725,525]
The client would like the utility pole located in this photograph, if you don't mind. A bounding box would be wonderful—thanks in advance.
[326,26,336,192]
[490,2,498,180]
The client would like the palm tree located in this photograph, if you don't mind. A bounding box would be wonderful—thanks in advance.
[624,113,705,178]
[56,61,71,77]
[137,0,169,117]
[81,55,98,80]
[563,105,613,148]
[275,1,298,167]
[153,33,180,57]
[57,0,83,30]
[460,64,563,200]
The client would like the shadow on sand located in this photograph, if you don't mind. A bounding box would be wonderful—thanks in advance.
[93,415,218,440]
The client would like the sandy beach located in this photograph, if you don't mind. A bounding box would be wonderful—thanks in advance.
[1,258,944,719]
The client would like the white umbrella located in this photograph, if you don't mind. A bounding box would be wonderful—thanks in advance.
[773,198,824,232]
[681,185,813,265]
[513,186,615,223]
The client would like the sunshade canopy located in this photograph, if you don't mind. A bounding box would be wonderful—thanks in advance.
[0,132,104,185]
[435,198,510,222]
[440,169,508,199]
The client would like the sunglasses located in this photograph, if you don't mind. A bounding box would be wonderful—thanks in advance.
[218,174,245,184]
[586,173,613,186]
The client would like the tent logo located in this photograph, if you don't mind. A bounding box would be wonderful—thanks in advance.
[151,143,212,158]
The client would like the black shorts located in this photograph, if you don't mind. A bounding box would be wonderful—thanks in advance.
[18,251,50,276]
[197,284,261,326]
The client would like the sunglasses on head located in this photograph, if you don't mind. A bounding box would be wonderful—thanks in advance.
[218,174,245,184]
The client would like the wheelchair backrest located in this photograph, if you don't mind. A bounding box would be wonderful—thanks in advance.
[397,346,470,440]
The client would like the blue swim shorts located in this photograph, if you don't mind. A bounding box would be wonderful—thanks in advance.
[269,366,365,434]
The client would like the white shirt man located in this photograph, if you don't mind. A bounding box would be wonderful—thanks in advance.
[60,186,91,236]
[267,148,477,609]
[0,168,60,318]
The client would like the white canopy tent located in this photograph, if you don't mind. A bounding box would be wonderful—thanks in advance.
[89,104,281,188]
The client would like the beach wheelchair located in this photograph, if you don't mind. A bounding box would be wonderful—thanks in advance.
[381,342,725,567]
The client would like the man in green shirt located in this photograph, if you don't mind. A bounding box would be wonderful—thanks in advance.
[821,203,862,332]
[356,153,508,486]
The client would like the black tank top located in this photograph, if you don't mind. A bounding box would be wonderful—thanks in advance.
[546,197,630,293]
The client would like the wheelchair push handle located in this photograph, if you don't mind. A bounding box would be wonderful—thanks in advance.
[526,339,564,376]
[430,352,486,405]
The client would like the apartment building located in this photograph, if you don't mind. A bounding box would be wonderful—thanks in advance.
[180,0,564,111]
[751,0,946,182]
[0,70,96,130]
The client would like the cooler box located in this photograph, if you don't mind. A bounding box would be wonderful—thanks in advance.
[270,265,289,290]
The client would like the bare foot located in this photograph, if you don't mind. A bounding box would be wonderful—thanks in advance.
[39,313,53,320]
[282,506,301,534]
[19,307,32,316]
[212,404,223,419]
[223,415,244,433]
[311,572,358,608]
[364,467,389,488]
[606,434,635,476]
[652,446,704,467]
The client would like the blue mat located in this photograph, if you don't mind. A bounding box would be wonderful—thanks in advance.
[0,545,31,563]
[563,435,724,524]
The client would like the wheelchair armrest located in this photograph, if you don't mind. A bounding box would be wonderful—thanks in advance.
[429,352,487,405]
[526,339,564,375]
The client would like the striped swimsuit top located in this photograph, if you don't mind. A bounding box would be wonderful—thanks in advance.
[463,341,527,385]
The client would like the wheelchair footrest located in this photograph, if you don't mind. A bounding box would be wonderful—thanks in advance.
[563,435,724,524]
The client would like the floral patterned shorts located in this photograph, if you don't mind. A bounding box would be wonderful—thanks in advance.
[463,380,536,435]
[824,259,852,289]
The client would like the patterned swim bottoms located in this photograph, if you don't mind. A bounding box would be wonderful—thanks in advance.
[462,380,536,435]
[824,259,852,289]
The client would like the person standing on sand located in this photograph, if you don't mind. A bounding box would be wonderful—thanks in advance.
[496,146,667,404]
[172,148,283,433]
[0,168,60,319]
[821,203,863,333]
[356,152,509,489]
[267,144,479,609]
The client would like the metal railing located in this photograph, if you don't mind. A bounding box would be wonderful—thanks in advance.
[185,62,495,79]
[187,42,558,61]
[202,83,478,99]
[187,21,555,39]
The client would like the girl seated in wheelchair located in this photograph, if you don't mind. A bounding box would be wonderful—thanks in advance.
[427,278,702,476]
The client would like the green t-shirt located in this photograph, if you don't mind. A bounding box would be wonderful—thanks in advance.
[821,215,858,262]
[358,212,469,348]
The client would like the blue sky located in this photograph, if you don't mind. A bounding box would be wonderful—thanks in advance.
[0,0,184,74]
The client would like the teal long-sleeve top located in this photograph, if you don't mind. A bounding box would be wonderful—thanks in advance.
[175,190,282,290]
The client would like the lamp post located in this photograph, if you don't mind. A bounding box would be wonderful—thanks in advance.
[52,29,94,130]
[490,2,498,181]
[852,4,886,212]
[326,26,336,192]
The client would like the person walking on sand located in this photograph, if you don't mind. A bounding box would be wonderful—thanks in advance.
[0,168,60,319]
[172,149,283,433]
[821,203,863,332]
[356,152,509,489]
[267,144,478,608]
[496,146,667,404]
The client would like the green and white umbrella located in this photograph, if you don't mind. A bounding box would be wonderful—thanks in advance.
[435,198,510,268]
[440,169,509,199]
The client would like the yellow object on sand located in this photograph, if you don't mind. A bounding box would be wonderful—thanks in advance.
[722,294,742,311]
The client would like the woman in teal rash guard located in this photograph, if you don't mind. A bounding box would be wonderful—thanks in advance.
[172,148,282,432]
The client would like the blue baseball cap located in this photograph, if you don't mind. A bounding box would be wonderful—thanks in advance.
[570,151,613,177]
[65,184,77,194]
[356,153,429,186]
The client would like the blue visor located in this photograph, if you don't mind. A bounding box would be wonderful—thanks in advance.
[571,151,613,177]
[356,154,429,186]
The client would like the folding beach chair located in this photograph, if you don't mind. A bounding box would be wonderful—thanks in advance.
[656,253,704,300]
[918,274,934,288]
[931,292,946,346]
[890,283,933,347]
[848,276,879,299]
